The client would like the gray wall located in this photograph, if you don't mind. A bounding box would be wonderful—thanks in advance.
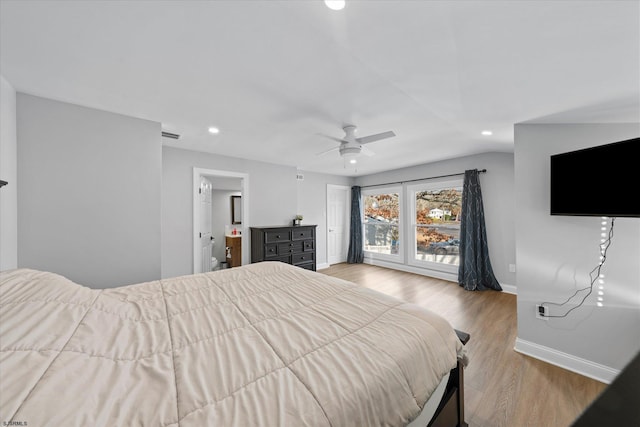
[355,152,516,287]
[515,123,640,374]
[162,146,299,279]
[17,94,162,287]
[0,75,17,271]
[296,171,354,268]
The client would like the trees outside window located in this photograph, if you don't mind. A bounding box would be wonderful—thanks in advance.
[411,181,463,268]
[363,188,401,257]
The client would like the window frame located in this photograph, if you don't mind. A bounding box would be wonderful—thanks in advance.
[362,185,404,263]
[407,179,463,274]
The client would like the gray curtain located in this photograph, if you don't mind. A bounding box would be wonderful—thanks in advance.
[458,170,502,291]
[347,186,364,264]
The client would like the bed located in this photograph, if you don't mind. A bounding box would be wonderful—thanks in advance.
[0,262,468,426]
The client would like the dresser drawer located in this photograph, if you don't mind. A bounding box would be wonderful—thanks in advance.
[278,241,304,254]
[264,244,280,258]
[296,262,315,271]
[291,228,313,241]
[265,230,291,243]
[303,240,314,251]
[292,252,315,265]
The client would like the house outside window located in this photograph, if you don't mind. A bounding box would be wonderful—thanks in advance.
[362,186,402,261]
[408,180,463,273]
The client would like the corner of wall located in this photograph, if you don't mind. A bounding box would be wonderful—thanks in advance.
[0,75,18,270]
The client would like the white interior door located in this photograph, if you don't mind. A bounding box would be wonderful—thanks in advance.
[327,185,350,265]
[199,176,213,273]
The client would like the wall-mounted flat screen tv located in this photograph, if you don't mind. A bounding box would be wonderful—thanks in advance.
[550,137,640,217]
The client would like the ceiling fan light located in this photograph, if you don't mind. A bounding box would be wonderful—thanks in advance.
[325,0,345,11]
[341,151,358,167]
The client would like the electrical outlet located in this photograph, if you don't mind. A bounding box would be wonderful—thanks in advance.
[536,304,549,320]
[509,264,516,273]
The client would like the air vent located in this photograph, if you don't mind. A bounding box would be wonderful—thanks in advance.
[161,131,180,140]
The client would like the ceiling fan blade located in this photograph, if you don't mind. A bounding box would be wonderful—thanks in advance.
[316,146,340,156]
[318,133,348,144]
[360,146,375,156]
[356,130,396,145]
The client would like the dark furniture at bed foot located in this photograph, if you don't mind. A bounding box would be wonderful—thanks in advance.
[426,329,469,427]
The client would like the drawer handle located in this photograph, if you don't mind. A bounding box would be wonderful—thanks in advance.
[276,235,281,238]
[290,249,294,253]
[290,243,294,247]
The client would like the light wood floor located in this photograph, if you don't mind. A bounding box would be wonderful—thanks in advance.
[319,263,607,427]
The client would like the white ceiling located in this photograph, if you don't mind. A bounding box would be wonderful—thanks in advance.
[1,1,638,176]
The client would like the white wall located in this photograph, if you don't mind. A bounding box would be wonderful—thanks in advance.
[0,75,17,270]
[354,152,516,287]
[296,171,354,268]
[162,146,299,279]
[17,94,162,288]
[514,123,640,381]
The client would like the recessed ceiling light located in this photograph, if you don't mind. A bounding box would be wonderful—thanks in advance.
[349,159,357,164]
[325,0,345,11]
[481,130,493,136]
[208,127,220,134]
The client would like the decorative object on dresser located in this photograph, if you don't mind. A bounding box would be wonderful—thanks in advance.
[292,214,303,226]
[251,225,316,271]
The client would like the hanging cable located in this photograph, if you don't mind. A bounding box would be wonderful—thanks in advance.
[540,217,615,318]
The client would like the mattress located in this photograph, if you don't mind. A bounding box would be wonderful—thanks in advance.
[0,262,465,426]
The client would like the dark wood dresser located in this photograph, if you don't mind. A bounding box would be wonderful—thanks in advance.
[250,225,317,271]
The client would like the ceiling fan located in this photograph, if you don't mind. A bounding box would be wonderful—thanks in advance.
[316,125,396,164]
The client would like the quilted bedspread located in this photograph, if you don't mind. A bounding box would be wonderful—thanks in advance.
[0,262,463,426]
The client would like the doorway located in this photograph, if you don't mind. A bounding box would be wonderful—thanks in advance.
[193,168,249,274]
[327,184,350,265]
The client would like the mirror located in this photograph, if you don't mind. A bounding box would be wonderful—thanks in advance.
[231,195,242,224]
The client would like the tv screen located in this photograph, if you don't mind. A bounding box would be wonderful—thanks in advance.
[550,137,640,217]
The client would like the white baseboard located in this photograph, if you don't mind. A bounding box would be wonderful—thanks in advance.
[361,258,517,294]
[316,262,330,270]
[362,258,459,283]
[514,338,618,384]
[500,283,517,295]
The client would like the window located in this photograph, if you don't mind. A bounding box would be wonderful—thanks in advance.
[363,187,402,259]
[409,180,463,271]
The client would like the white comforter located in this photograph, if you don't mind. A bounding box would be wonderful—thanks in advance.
[0,262,463,426]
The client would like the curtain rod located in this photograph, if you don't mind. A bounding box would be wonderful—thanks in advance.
[360,169,486,188]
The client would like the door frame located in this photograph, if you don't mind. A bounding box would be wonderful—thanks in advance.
[193,168,249,274]
[326,184,351,266]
